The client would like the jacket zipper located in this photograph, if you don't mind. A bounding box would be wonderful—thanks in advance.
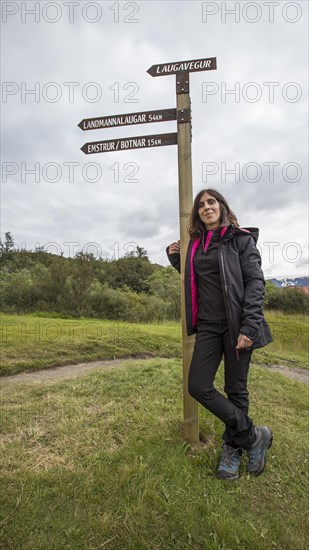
[220,246,237,351]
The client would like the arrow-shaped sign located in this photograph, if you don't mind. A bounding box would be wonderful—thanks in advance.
[147,57,217,77]
[78,108,177,131]
[81,132,178,155]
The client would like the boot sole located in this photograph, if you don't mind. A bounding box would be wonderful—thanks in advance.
[216,471,239,481]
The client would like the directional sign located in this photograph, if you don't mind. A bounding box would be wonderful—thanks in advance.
[147,57,217,77]
[78,108,177,131]
[81,132,178,155]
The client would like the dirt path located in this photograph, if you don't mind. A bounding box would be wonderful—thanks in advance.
[1,355,308,385]
[0,354,154,384]
[261,363,308,384]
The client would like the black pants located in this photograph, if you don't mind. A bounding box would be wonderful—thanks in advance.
[188,320,256,450]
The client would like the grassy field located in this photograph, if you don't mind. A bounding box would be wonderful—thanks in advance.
[0,313,181,376]
[255,311,308,369]
[0,311,308,375]
[1,357,308,549]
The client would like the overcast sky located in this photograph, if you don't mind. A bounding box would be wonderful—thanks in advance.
[1,0,308,278]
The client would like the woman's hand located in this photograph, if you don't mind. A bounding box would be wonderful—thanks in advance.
[168,240,181,255]
[235,334,253,350]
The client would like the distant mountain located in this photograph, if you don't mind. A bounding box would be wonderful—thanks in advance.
[268,276,309,288]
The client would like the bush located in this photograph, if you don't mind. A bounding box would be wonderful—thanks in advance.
[1,269,38,312]
[264,281,309,314]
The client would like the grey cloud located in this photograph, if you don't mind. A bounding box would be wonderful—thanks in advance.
[1,1,308,276]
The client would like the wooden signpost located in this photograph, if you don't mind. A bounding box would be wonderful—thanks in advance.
[147,57,217,77]
[78,56,217,443]
[78,108,177,131]
[81,133,177,155]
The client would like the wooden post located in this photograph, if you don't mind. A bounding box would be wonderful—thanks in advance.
[176,72,199,443]
[147,58,217,443]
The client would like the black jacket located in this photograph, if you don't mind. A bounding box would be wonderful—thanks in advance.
[166,225,273,349]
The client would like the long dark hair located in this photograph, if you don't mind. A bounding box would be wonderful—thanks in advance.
[188,189,239,239]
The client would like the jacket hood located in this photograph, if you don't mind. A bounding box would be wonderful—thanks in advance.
[223,225,259,244]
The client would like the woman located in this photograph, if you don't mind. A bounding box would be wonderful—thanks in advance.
[166,189,273,481]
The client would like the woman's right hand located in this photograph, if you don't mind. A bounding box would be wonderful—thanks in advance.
[168,240,181,255]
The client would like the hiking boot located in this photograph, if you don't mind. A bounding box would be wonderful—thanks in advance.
[247,426,273,476]
[216,443,242,481]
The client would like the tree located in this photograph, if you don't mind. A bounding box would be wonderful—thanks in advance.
[65,252,97,315]
[147,267,181,320]
[108,256,154,293]
[1,269,36,312]
[124,245,149,260]
[34,257,70,311]
[0,232,16,256]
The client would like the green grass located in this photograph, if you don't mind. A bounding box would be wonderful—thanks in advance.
[0,313,181,376]
[0,311,308,376]
[1,358,308,549]
[253,310,308,369]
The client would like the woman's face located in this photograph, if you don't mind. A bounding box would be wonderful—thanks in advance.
[197,192,221,229]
